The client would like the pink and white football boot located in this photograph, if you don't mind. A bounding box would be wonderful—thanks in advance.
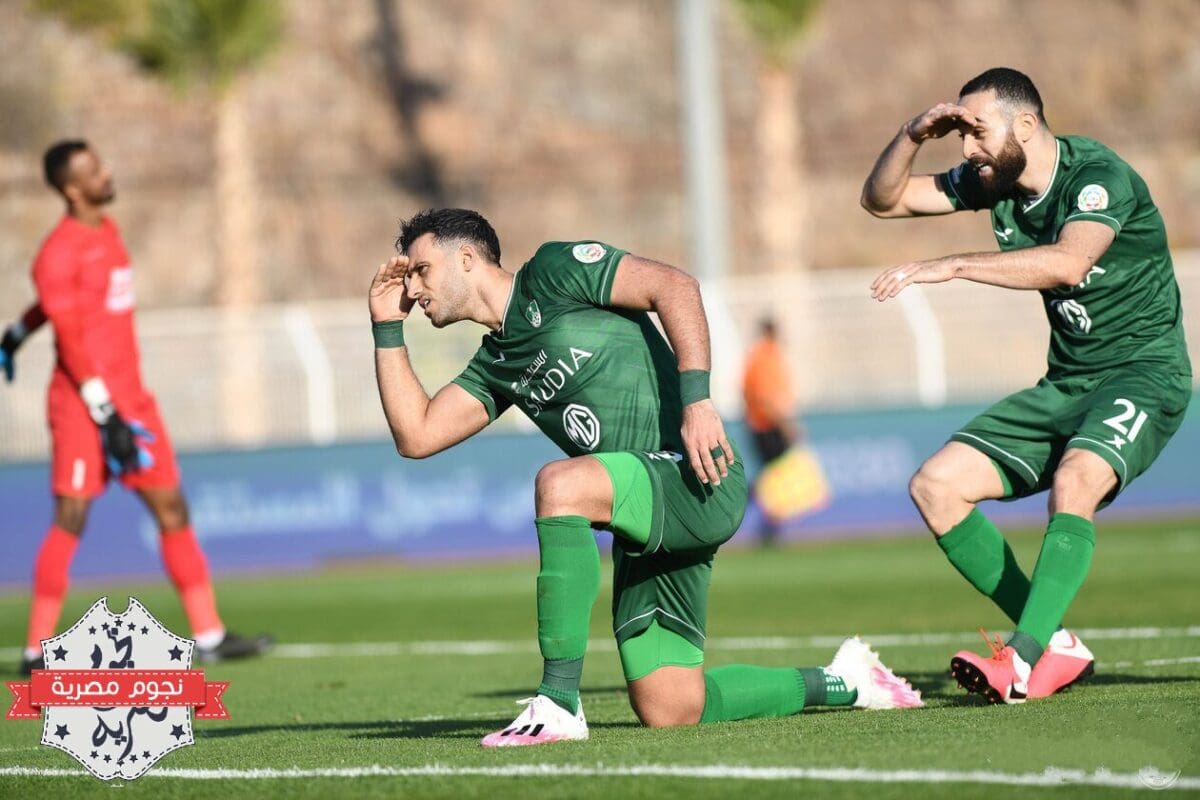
[828,636,925,709]
[1027,629,1095,698]
[481,695,588,748]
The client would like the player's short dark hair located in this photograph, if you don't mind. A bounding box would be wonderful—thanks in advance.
[959,67,1046,124]
[396,208,501,264]
[43,139,90,193]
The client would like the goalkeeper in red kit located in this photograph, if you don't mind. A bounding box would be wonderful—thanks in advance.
[1,140,271,675]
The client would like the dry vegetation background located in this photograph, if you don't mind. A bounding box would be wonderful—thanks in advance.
[1,0,1198,309]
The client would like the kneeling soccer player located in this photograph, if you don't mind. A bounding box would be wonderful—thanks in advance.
[369,209,923,747]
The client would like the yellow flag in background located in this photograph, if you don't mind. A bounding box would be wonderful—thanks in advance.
[755,446,832,524]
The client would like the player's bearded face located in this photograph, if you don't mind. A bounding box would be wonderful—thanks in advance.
[972,128,1026,201]
[423,253,472,328]
[71,150,116,205]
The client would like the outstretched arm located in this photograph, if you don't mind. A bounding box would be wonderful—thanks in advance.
[861,102,976,218]
[870,221,1116,301]
[608,254,734,487]
[370,256,490,458]
[0,303,47,382]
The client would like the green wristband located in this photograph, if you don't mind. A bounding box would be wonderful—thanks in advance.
[372,319,406,348]
[679,370,710,406]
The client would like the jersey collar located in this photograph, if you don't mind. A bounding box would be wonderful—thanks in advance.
[493,268,519,337]
[1020,139,1061,212]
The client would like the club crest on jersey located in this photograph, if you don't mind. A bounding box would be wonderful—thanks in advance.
[572,243,606,264]
[563,403,600,451]
[1076,184,1109,212]
[525,300,542,328]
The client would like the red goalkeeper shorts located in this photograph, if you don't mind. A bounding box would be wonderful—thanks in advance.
[47,382,181,498]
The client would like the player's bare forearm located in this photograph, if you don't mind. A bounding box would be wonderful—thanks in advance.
[861,126,923,216]
[871,222,1115,301]
[374,347,490,459]
[946,246,1093,290]
[374,346,432,456]
[609,254,710,371]
[863,103,975,218]
[651,274,711,372]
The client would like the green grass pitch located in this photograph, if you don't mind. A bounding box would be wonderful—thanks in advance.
[1,517,1197,798]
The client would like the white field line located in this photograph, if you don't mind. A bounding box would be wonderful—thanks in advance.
[0,763,1195,790]
[4,625,1198,662]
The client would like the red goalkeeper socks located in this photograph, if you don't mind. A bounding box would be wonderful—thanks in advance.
[25,525,80,656]
[160,526,224,642]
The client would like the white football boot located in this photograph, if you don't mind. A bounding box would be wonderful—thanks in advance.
[827,636,924,709]
[481,695,589,747]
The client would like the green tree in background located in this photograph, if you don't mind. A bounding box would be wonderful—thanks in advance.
[38,0,282,443]
[732,0,821,273]
[36,0,282,308]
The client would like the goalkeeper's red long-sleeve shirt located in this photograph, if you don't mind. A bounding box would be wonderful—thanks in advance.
[32,215,147,403]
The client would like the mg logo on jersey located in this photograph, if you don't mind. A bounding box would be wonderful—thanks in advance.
[563,404,600,451]
[106,267,135,313]
[525,300,542,328]
[1051,298,1092,333]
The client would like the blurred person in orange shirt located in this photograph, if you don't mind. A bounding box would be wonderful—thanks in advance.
[742,317,800,544]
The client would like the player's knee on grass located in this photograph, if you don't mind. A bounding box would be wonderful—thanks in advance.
[52,496,91,536]
[621,621,706,727]
[534,457,612,522]
[627,666,706,728]
[1048,450,1117,517]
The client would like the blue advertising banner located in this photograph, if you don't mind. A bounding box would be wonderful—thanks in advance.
[1,399,1196,585]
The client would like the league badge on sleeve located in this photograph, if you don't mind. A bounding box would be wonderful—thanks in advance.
[5,597,231,780]
[1076,184,1109,212]
[572,243,607,264]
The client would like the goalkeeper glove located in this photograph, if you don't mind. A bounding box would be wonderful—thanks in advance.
[80,378,156,475]
[0,320,29,383]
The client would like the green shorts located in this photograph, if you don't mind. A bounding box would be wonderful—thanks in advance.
[591,449,748,660]
[951,367,1191,504]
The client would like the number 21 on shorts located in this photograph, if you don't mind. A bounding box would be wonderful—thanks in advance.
[1102,399,1148,449]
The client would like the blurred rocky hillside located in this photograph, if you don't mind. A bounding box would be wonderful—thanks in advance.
[1,0,1198,308]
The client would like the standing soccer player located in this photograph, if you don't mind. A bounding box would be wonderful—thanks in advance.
[370,209,922,747]
[860,68,1192,703]
[2,140,272,674]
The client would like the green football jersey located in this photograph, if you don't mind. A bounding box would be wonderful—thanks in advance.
[939,135,1191,380]
[452,241,684,456]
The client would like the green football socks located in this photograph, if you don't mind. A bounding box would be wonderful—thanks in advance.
[938,509,1032,625]
[1009,513,1096,665]
[534,515,600,714]
[699,666,856,723]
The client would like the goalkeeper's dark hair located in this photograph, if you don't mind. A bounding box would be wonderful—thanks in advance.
[396,208,501,264]
[43,139,90,193]
[959,67,1046,124]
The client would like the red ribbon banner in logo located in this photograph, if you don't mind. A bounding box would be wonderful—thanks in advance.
[6,670,230,720]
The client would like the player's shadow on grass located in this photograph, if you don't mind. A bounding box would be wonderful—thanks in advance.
[900,669,1196,704]
[473,685,631,699]
[198,719,492,741]
[197,717,638,743]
